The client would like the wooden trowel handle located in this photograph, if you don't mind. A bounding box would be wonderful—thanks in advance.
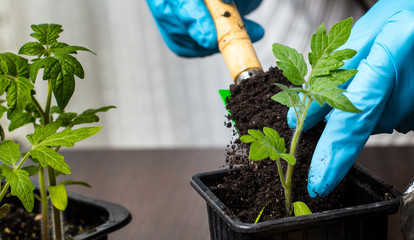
[204,0,262,84]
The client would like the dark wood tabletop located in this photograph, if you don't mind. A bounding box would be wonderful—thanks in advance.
[59,147,414,240]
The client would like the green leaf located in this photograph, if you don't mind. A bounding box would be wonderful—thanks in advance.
[0,204,10,218]
[21,165,42,176]
[309,23,328,67]
[60,180,92,188]
[247,129,265,141]
[52,68,75,110]
[52,45,95,56]
[49,42,69,53]
[8,112,35,131]
[0,165,13,178]
[310,69,357,87]
[29,146,70,174]
[6,77,35,119]
[272,43,307,85]
[312,54,344,77]
[39,126,102,148]
[6,169,35,212]
[72,106,116,126]
[18,42,46,57]
[242,128,287,162]
[326,17,353,53]
[27,122,61,145]
[54,53,85,79]
[309,88,361,113]
[293,201,312,216]
[48,184,68,211]
[0,53,30,78]
[56,112,78,127]
[254,201,269,223]
[0,140,20,165]
[240,135,256,143]
[0,76,11,95]
[272,84,301,108]
[280,153,296,165]
[331,49,357,61]
[30,24,63,45]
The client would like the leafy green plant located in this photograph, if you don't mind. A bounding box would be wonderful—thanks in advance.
[240,17,361,217]
[0,23,114,239]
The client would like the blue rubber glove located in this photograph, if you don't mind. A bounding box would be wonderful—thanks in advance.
[146,0,264,57]
[287,0,414,197]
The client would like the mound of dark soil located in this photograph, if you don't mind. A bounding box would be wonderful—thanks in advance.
[220,67,348,223]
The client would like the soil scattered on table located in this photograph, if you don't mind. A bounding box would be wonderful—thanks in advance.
[219,67,348,222]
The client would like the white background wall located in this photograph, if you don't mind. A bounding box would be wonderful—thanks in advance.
[0,0,412,149]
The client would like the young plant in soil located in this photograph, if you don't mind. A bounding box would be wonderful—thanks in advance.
[0,24,114,239]
[240,17,361,217]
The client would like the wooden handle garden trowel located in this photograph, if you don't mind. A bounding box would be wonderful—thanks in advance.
[204,0,263,106]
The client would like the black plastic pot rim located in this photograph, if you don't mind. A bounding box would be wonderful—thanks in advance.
[190,163,401,234]
[67,192,132,240]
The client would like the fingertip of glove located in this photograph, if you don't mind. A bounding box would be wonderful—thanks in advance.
[287,107,297,129]
[243,19,264,42]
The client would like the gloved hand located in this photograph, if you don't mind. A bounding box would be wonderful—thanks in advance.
[287,0,414,197]
[146,0,264,57]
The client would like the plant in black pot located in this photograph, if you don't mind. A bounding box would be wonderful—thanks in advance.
[191,18,400,240]
[0,24,131,239]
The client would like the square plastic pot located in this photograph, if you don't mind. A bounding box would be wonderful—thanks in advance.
[191,163,400,240]
[0,185,131,240]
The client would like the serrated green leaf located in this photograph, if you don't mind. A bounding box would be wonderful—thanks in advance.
[272,91,296,108]
[6,77,34,119]
[0,165,13,178]
[331,49,357,61]
[249,141,271,161]
[6,169,35,212]
[49,42,69,53]
[30,146,70,174]
[273,43,307,85]
[280,153,296,165]
[54,53,84,79]
[247,129,265,141]
[56,112,78,127]
[326,17,353,53]
[27,122,61,145]
[309,88,361,113]
[310,69,357,87]
[244,128,286,162]
[263,127,285,153]
[52,68,75,110]
[240,135,255,143]
[0,140,20,165]
[71,105,115,126]
[48,184,68,211]
[312,54,344,77]
[0,60,8,74]
[0,76,11,95]
[21,165,42,176]
[30,24,63,45]
[0,53,29,78]
[0,204,10,218]
[8,112,35,131]
[52,45,95,56]
[39,126,102,148]
[293,201,312,216]
[18,42,46,57]
[309,23,328,67]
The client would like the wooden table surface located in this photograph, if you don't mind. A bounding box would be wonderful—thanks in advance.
[59,147,414,240]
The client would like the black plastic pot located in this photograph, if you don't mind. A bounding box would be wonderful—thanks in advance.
[191,163,400,240]
[65,192,132,240]
[0,186,131,240]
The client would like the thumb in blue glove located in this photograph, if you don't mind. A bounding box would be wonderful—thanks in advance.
[288,0,414,197]
[146,0,264,57]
